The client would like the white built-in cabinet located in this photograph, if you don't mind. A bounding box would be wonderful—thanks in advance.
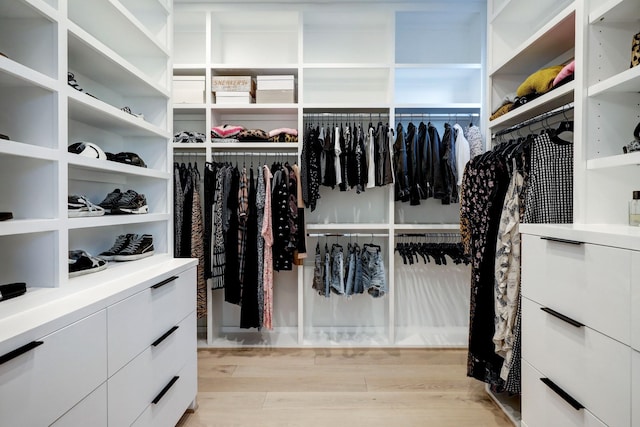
[0,0,198,425]
[486,0,640,425]
[172,0,485,348]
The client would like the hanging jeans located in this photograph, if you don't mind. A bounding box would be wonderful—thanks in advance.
[361,246,387,298]
[330,244,346,295]
[312,242,325,296]
[344,243,357,296]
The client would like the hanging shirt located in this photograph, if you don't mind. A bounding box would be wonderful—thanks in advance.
[465,124,484,158]
[366,125,376,188]
[454,123,471,187]
[334,126,342,186]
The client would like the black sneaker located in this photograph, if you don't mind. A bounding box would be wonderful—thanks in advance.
[111,190,148,214]
[69,250,107,277]
[98,188,123,213]
[98,234,133,261]
[113,234,154,261]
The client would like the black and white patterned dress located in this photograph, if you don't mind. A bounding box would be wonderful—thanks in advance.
[522,132,573,223]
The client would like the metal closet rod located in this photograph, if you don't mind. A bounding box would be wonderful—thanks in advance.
[494,103,574,138]
[213,152,297,157]
[307,233,388,238]
[174,151,206,156]
[396,232,460,237]
[303,113,389,118]
[394,113,479,119]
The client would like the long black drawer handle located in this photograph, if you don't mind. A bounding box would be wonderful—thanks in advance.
[150,276,178,290]
[151,326,179,347]
[0,341,43,365]
[152,376,179,405]
[540,236,583,245]
[540,307,584,328]
[540,378,584,411]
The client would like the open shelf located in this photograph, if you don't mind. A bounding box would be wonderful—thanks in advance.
[589,65,640,96]
[210,142,298,150]
[490,2,575,76]
[589,0,640,24]
[488,81,575,131]
[68,213,171,230]
[587,152,640,170]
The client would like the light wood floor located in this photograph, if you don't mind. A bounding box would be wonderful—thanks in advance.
[177,348,514,427]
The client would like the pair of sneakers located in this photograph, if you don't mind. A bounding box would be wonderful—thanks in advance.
[99,234,155,261]
[99,189,148,215]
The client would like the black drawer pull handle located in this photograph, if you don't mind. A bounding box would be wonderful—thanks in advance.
[541,236,583,245]
[151,276,178,290]
[540,307,584,328]
[152,376,179,405]
[0,341,43,365]
[151,326,179,347]
[540,378,584,411]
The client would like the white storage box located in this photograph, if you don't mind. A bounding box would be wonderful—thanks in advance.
[256,89,294,104]
[214,91,254,104]
[256,75,295,90]
[212,76,255,93]
[172,76,205,104]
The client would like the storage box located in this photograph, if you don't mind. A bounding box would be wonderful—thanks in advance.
[256,89,294,104]
[172,76,205,104]
[214,91,254,104]
[212,76,255,93]
[256,75,295,91]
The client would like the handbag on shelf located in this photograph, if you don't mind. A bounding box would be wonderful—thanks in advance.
[631,31,640,68]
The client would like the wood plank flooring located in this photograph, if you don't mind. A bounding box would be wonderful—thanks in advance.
[177,348,514,427]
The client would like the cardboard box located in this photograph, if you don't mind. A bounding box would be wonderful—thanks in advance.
[256,75,295,91]
[212,76,255,93]
[214,91,254,104]
[172,76,205,104]
[256,89,294,104]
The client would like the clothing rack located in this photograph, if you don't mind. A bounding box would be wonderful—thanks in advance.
[493,103,574,138]
[307,233,388,238]
[174,151,206,156]
[213,152,297,157]
[394,113,479,119]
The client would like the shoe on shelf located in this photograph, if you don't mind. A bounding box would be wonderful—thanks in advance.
[120,106,144,120]
[0,133,9,140]
[111,189,148,215]
[67,72,98,99]
[0,282,27,302]
[111,152,147,168]
[68,195,105,218]
[98,233,134,261]
[69,250,107,277]
[113,234,154,261]
[0,212,13,221]
[98,188,123,213]
[68,141,107,160]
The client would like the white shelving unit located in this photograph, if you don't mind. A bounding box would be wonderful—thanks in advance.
[173,0,484,348]
[0,0,174,335]
[487,0,640,425]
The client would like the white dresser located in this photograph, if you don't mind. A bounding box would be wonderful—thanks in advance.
[520,224,640,427]
[0,257,197,427]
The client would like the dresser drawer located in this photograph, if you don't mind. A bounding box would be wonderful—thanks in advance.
[522,360,607,427]
[108,311,196,427]
[0,310,107,427]
[522,297,630,427]
[521,234,631,344]
[132,358,198,427]
[51,382,107,427]
[107,267,196,376]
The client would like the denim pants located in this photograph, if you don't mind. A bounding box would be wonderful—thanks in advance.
[361,246,387,297]
[312,243,325,296]
[344,243,356,296]
[330,244,345,295]
[323,244,331,298]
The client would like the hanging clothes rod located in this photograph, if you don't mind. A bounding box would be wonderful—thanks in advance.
[213,152,298,157]
[303,113,389,117]
[394,113,479,119]
[396,232,460,237]
[306,233,388,238]
[493,103,574,138]
[174,151,206,156]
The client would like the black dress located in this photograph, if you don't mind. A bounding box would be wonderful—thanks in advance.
[224,166,241,305]
[240,168,260,328]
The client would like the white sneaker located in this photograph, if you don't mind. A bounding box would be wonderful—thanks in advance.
[68,195,106,218]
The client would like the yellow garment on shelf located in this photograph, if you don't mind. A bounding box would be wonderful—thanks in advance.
[490,103,514,121]
[516,65,564,97]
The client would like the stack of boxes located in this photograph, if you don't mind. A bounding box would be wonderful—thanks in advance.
[212,75,255,104]
[256,75,295,103]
